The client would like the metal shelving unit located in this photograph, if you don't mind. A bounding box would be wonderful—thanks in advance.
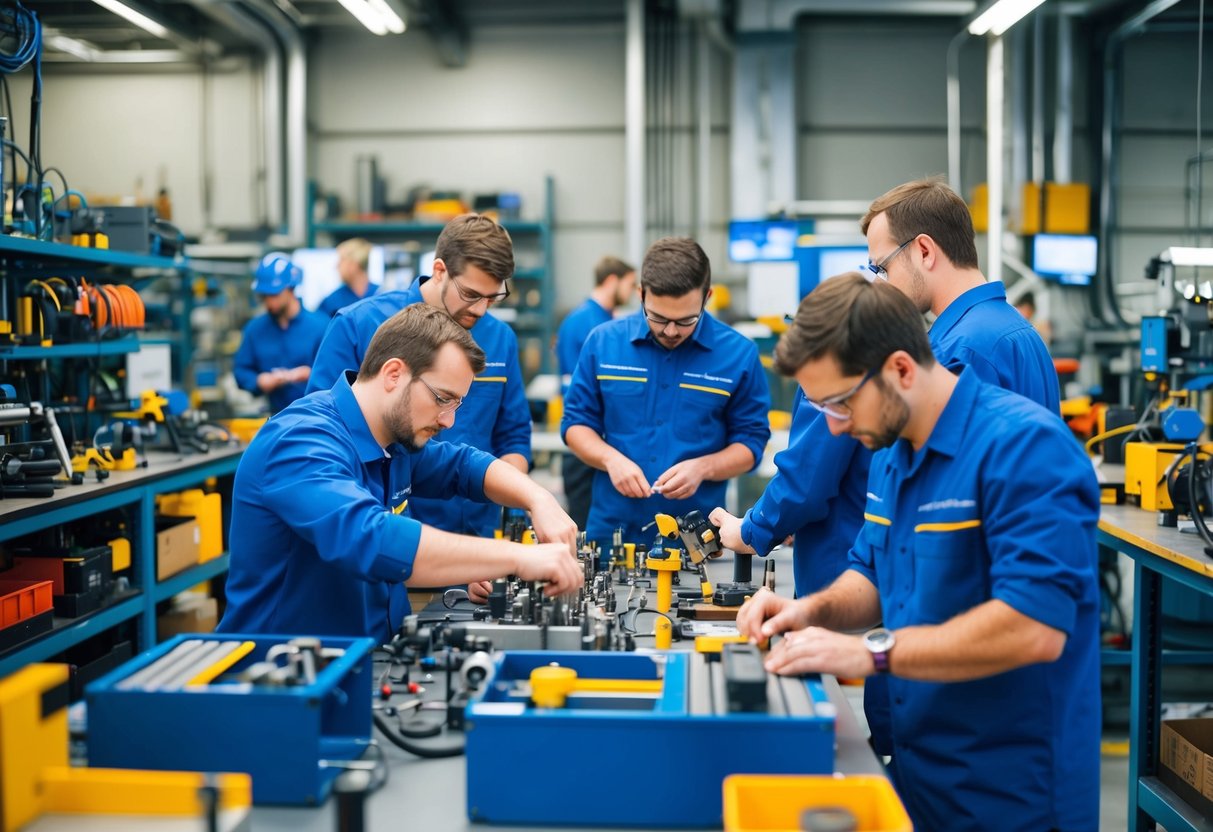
[0,447,243,679]
[306,176,556,378]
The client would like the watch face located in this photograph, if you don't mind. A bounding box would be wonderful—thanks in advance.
[866,629,894,651]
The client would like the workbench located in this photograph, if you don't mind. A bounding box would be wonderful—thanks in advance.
[1098,503,1213,832]
[248,549,889,831]
[0,445,243,678]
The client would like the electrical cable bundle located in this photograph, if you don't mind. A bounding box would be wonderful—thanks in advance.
[17,276,145,344]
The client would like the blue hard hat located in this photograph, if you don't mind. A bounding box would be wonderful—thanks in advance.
[252,254,303,295]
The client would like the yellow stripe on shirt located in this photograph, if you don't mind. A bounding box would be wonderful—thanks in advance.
[597,375,648,382]
[863,512,892,526]
[914,519,982,533]
[678,383,731,397]
[474,376,507,383]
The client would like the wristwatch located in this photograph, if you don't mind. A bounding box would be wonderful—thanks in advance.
[863,627,896,674]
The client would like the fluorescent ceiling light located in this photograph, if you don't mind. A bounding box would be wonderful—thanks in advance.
[45,33,98,61]
[337,0,388,35]
[967,0,1048,36]
[1165,247,1213,267]
[90,0,169,39]
[366,0,406,33]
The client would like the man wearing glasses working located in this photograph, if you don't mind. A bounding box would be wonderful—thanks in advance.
[562,236,771,554]
[219,304,582,642]
[309,215,538,602]
[710,177,1059,753]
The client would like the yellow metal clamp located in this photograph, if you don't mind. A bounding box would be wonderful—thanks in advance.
[529,665,663,709]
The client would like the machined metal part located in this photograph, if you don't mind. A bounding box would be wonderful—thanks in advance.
[456,622,584,651]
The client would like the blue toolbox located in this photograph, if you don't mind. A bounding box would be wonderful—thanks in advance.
[85,633,375,805]
[465,648,836,827]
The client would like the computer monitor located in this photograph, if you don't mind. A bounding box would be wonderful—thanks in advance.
[728,220,801,263]
[291,247,388,311]
[1032,234,1097,286]
[795,244,871,297]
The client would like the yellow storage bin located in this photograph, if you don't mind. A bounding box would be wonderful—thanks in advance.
[723,774,911,832]
[156,489,223,562]
[223,417,267,445]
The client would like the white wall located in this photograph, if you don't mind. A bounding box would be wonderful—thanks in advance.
[7,61,261,234]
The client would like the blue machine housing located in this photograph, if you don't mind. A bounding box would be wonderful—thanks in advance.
[464,651,836,827]
[85,633,375,805]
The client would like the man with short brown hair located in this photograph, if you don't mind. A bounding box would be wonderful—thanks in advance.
[221,303,582,642]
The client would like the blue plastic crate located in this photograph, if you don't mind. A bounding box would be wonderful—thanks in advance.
[465,651,836,827]
[86,633,375,805]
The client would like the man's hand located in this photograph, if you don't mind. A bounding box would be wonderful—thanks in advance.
[529,494,579,556]
[652,458,711,501]
[735,587,811,641]
[468,580,492,604]
[513,543,584,596]
[604,452,651,499]
[257,370,288,393]
[763,627,875,678]
[709,507,757,555]
[287,365,311,384]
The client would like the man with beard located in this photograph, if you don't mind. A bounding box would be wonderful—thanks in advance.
[709,177,1060,754]
[554,255,636,529]
[736,273,1100,832]
[218,304,582,642]
[233,254,328,413]
[308,214,532,601]
[561,237,770,552]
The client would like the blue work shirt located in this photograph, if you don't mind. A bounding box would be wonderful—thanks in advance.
[308,279,532,537]
[931,280,1059,413]
[318,282,379,318]
[849,369,1100,832]
[217,372,496,643]
[555,298,612,392]
[561,310,771,545]
[233,307,328,414]
[741,395,869,596]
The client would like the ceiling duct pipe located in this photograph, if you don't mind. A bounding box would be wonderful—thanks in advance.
[186,0,283,230]
[240,0,306,244]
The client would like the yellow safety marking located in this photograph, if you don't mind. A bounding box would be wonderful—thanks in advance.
[679,383,730,397]
[393,500,408,515]
[1101,739,1130,757]
[914,519,982,533]
[597,375,647,383]
[474,376,507,382]
[864,513,892,526]
[184,641,257,688]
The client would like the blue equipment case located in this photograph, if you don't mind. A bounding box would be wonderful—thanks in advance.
[85,633,375,805]
[465,650,836,827]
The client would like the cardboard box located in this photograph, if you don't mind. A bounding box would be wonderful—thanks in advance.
[157,595,218,640]
[1159,719,1213,817]
[155,516,200,581]
[157,489,223,562]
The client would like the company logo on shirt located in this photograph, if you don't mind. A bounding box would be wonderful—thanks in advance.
[392,487,411,501]
[866,492,884,503]
[601,363,647,373]
[682,371,735,385]
[918,499,976,512]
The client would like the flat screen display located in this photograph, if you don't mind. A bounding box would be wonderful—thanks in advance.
[1032,234,1097,286]
[728,220,800,262]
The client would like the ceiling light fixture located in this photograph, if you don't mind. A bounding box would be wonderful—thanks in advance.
[45,33,98,61]
[336,0,388,35]
[89,0,170,39]
[967,0,1048,36]
[366,0,406,34]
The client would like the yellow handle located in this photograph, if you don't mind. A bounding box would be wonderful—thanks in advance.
[530,665,663,708]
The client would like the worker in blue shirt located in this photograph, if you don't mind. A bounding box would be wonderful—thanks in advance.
[713,177,1059,596]
[318,237,379,318]
[562,237,771,549]
[554,255,635,528]
[233,254,328,414]
[712,178,1062,753]
[218,304,582,643]
[736,273,1100,832]
[308,215,532,587]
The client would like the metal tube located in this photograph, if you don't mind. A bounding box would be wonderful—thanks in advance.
[697,23,711,242]
[626,0,646,266]
[1031,11,1045,183]
[987,35,1004,284]
[946,30,969,192]
[1052,9,1072,184]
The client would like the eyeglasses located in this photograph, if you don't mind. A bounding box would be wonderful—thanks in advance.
[416,376,464,414]
[804,367,880,421]
[643,305,703,329]
[865,237,917,282]
[449,273,509,305]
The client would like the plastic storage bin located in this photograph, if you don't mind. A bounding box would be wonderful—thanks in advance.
[722,774,911,832]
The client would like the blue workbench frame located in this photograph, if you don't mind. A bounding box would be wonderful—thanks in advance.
[1098,505,1213,832]
[0,447,242,678]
